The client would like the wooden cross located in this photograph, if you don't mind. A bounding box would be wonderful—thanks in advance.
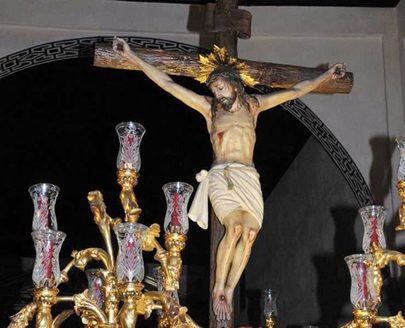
[94,2,352,327]
[94,45,352,94]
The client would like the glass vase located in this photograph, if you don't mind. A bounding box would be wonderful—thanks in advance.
[163,182,193,234]
[86,269,104,309]
[29,183,60,231]
[32,230,66,288]
[263,289,278,320]
[359,205,387,253]
[345,254,380,311]
[396,136,405,181]
[114,222,147,283]
[116,121,145,172]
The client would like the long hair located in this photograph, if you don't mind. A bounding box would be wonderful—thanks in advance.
[208,72,254,117]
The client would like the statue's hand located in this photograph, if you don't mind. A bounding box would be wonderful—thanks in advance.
[330,63,346,79]
[113,37,131,56]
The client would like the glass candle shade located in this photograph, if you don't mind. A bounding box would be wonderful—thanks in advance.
[116,121,145,172]
[359,205,387,253]
[32,230,66,288]
[345,254,380,311]
[86,269,104,309]
[396,136,405,181]
[163,182,193,234]
[29,183,60,231]
[114,222,147,283]
[263,289,278,319]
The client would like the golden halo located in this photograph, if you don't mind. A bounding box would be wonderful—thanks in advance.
[195,45,259,88]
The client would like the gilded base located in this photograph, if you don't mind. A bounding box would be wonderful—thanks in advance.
[265,316,276,328]
[396,180,405,231]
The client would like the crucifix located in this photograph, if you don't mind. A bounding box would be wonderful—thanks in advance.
[94,2,352,327]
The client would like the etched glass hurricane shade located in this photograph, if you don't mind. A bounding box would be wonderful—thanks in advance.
[345,254,380,311]
[116,121,145,171]
[263,289,278,319]
[359,205,387,253]
[32,230,66,288]
[114,222,147,283]
[396,136,405,181]
[29,183,60,231]
[163,182,194,234]
[86,269,104,309]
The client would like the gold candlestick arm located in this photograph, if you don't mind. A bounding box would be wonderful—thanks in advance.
[71,248,114,272]
[117,169,141,223]
[88,190,120,266]
[7,302,37,328]
[57,259,75,285]
[375,312,405,328]
[52,310,75,328]
[73,290,109,326]
[98,270,120,325]
[118,282,144,328]
[371,244,405,268]
[8,122,202,328]
[142,223,185,291]
[34,288,59,328]
[396,180,405,231]
[142,291,200,328]
[341,309,376,328]
[142,224,172,286]
[164,232,187,291]
[265,316,276,328]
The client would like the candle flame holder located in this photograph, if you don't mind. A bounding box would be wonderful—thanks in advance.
[8,122,200,328]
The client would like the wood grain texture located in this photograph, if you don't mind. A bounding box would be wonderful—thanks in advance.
[94,44,353,94]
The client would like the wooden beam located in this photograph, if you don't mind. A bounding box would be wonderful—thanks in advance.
[94,44,353,94]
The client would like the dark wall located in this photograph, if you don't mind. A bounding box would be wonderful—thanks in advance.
[0,57,310,326]
[239,136,363,327]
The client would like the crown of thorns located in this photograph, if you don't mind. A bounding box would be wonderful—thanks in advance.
[194,45,259,88]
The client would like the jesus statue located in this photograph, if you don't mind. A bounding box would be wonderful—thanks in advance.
[113,37,345,322]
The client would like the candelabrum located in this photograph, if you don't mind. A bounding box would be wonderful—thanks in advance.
[263,289,277,328]
[395,136,405,231]
[341,204,405,328]
[8,121,201,328]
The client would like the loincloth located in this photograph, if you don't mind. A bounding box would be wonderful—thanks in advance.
[188,163,264,229]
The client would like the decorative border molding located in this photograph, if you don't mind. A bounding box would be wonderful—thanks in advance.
[0,36,373,208]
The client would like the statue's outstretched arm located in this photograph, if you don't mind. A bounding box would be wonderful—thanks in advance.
[113,37,211,119]
[254,63,346,113]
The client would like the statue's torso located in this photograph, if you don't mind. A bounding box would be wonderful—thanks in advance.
[209,99,257,166]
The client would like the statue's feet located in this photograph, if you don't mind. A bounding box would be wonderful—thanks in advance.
[213,290,231,322]
[224,287,234,317]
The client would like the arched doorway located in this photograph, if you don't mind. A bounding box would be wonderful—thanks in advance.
[0,36,373,327]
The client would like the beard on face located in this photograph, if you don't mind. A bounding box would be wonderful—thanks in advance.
[218,95,237,112]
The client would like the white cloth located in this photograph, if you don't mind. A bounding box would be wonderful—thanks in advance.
[188,163,264,229]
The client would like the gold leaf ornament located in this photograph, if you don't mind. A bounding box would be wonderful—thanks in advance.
[195,45,259,88]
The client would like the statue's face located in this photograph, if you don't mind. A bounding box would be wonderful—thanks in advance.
[208,77,238,112]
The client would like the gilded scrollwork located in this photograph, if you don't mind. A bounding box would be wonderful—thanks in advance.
[52,309,75,328]
[71,247,114,272]
[117,169,141,223]
[372,244,405,268]
[73,290,109,326]
[9,138,199,328]
[7,303,37,328]
[376,312,405,328]
[396,180,405,231]
[341,247,405,328]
